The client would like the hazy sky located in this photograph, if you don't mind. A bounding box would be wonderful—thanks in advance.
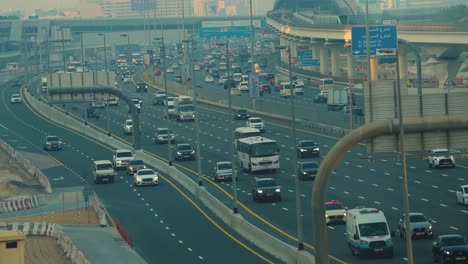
[0,0,80,14]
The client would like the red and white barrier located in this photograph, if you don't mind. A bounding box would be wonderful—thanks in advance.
[0,195,44,214]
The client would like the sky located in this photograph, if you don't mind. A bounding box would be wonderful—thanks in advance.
[0,0,80,14]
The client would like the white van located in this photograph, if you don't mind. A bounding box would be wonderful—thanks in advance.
[345,207,394,258]
[233,73,243,82]
[93,160,115,184]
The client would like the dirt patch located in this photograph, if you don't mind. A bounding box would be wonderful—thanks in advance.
[24,236,69,264]
[1,207,100,225]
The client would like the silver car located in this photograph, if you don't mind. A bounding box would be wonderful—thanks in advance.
[398,212,433,239]
[213,161,233,182]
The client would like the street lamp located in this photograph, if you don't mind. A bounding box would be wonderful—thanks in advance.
[183,38,202,186]
[120,33,131,74]
[97,33,107,72]
[155,36,173,165]
[276,44,304,251]
[41,27,50,74]
[215,40,238,214]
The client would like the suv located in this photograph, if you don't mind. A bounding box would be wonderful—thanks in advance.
[136,82,148,92]
[126,159,147,175]
[174,144,196,161]
[154,128,176,144]
[252,178,281,202]
[428,149,456,168]
[112,149,134,169]
[297,161,319,181]
[213,161,233,182]
[123,119,133,135]
[130,98,142,113]
[398,212,433,239]
[246,117,265,132]
[152,92,166,105]
[86,107,100,119]
[93,160,115,184]
[43,135,63,151]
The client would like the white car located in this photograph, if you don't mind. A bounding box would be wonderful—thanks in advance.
[325,200,347,224]
[205,75,215,83]
[123,119,133,135]
[112,149,134,169]
[456,185,468,205]
[123,75,131,83]
[238,81,249,92]
[193,65,201,71]
[10,94,21,104]
[166,67,174,73]
[133,168,159,186]
[428,149,456,168]
[246,117,265,132]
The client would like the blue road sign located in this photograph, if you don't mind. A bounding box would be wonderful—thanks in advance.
[351,25,398,57]
[296,49,320,66]
[260,19,267,29]
[199,26,252,40]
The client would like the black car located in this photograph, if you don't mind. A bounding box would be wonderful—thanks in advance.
[86,107,100,119]
[252,178,281,202]
[43,135,63,151]
[152,95,166,105]
[297,140,320,158]
[11,80,21,88]
[136,82,148,92]
[174,144,196,160]
[234,109,251,120]
[313,94,328,104]
[432,234,468,263]
[297,161,319,180]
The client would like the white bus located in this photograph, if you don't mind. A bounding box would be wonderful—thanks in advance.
[237,137,280,173]
[318,78,334,91]
[235,127,261,139]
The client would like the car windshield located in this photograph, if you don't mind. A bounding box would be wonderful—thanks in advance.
[464,187,468,193]
[47,136,59,142]
[116,152,132,158]
[302,162,319,169]
[300,141,316,147]
[250,119,262,123]
[168,105,174,109]
[434,150,449,155]
[218,163,232,170]
[130,160,144,166]
[358,222,389,237]
[138,170,155,176]
[325,203,343,210]
[409,215,427,222]
[126,121,133,125]
[97,163,113,170]
[178,145,192,151]
[257,179,277,188]
[180,105,195,112]
[158,129,169,134]
[442,237,466,246]
[237,110,248,114]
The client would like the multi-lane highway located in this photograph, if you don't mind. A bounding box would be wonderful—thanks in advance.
[5,45,468,264]
[1,79,280,263]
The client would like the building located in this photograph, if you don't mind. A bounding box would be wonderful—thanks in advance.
[0,230,25,264]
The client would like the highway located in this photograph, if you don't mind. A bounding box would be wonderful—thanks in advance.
[0,79,280,264]
[10,49,468,264]
[95,50,467,264]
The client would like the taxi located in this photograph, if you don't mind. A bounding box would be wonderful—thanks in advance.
[325,200,347,224]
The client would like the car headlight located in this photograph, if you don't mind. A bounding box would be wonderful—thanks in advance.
[275,188,281,192]
[314,148,319,151]
[360,240,369,245]
[136,177,142,182]
[190,150,195,154]
[46,142,51,145]
[257,190,263,193]
[343,212,347,217]
[300,148,307,152]
[302,171,308,175]
[325,214,329,218]
[153,176,158,181]
[129,166,133,171]
[176,151,182,155]
[428,225,432,231]
[444,250,452,255]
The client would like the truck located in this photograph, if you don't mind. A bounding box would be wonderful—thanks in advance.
[327,87,348,111]
[41,76,48,93]
[345,207,395,258]
[174,96,195,121]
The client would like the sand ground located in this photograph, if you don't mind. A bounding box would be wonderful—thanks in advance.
[0,147,100,264]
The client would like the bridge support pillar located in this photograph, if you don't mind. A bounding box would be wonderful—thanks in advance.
[370,56,379,81]
[398,47,409,82]
[346,50,357,79]
[312,45,320,72]
[319,46,329,75]
[330,46,341,77]
[290,39,297,69]
[427,60,463,88]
